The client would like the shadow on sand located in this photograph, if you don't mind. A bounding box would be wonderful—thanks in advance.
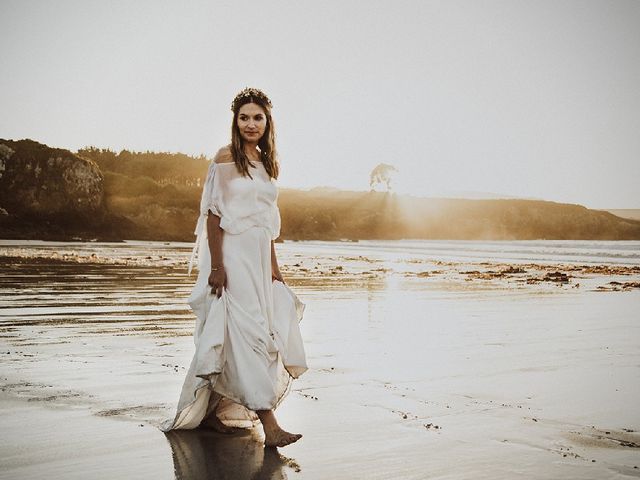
[165,428,300,480]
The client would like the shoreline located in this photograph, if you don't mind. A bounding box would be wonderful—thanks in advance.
[1,242,639,479]
[2,242,639,293]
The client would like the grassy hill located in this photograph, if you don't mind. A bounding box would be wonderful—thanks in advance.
[1,140,639,241]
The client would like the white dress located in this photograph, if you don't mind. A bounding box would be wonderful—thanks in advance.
[161,160,308,431]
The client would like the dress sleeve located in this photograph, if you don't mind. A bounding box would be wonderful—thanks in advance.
[188,162,221,275]
[200,162,221,218]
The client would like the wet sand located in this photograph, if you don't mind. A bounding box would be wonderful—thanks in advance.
[1,240,639,479]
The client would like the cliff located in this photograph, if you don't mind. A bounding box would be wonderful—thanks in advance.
[0,139,133,240]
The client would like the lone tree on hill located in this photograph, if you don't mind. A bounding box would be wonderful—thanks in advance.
[369,163,398,192]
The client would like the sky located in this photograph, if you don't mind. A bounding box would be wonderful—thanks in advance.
[1,0,639,209]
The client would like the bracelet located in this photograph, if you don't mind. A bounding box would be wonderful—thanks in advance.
[211,265,224,271]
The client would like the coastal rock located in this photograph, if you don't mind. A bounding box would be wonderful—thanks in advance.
[542,271,570,283]
[0,138,104,217]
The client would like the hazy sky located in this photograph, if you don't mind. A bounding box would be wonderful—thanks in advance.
[1,0,639,208]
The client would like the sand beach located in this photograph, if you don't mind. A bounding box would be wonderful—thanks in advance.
[1,239,639,479]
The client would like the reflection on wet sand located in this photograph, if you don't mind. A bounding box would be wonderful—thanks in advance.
[166,428,300,480]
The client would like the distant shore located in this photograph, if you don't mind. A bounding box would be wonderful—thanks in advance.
[2,139,640,243]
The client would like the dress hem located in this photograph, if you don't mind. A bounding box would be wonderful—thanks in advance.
[160,353,296,433]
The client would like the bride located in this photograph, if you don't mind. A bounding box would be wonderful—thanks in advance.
[161,87,307,448]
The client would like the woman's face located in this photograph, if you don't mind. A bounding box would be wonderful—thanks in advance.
[237,103,267,144]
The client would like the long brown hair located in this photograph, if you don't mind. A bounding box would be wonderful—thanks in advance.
[230,88,279,180]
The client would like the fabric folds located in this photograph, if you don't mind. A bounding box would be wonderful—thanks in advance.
[162,158,306,433]
[161,274,307,432]
[189,161,281,275]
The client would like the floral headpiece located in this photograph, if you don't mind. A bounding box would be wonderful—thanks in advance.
[230,87,273,112]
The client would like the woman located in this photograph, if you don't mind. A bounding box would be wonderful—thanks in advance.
[161,88,307,448]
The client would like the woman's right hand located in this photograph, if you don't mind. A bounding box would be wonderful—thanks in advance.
[208,267,227,298]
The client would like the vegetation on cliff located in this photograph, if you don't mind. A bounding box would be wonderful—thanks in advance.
[1,139,639,241]
[279,189,640,240]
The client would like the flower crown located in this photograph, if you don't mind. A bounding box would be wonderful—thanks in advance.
[230,87,273,112]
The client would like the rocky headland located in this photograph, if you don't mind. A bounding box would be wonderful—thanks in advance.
[1,138,639,242]
[0,139,134,240]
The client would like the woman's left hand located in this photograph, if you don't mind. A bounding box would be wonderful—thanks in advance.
[272,270,285,284]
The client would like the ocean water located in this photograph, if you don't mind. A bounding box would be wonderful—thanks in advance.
[286,239,640,265]
[2,239,639,266]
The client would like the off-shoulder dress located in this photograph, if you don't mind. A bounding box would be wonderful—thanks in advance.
[161,159,307,431]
